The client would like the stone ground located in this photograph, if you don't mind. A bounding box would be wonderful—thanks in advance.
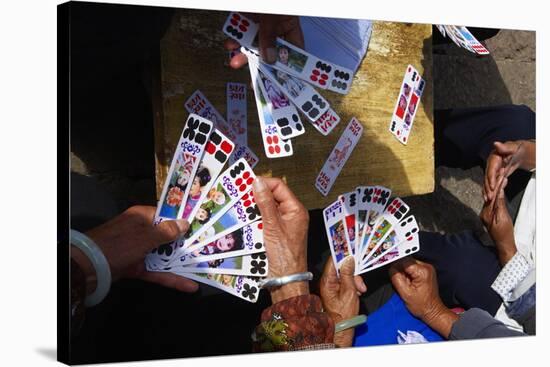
[70,26,536,236]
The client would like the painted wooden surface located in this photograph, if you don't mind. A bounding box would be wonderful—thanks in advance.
[155,9,433,209]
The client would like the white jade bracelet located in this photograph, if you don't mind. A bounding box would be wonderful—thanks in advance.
[70,229,112,307]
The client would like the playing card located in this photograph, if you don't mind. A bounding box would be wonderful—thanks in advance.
[243,48,330,122]
[222,12,259,48]
[256,68,305,139]
[355,186,392,260]
[182,273,262,303]
[360,230,419,273]
[327,63,354,94]
[323,198,353,270]
[248,59,294,158]
[183,129,235,222]
[184,190,261,248]
[185,90,260,168]
[172,251,268,277]
[154,114,213,224]
[183,158,257,246]
[435,24,446,37]
[359,197,411,264]
[315,117,363,196]
[389,65,420,139]
[173,221,265,266]
[226,82,248,147]
[311,108,341,136]
[363,215,419,268]
[397,73,425,144]
[455,26,490,55]
[339,191,359,256]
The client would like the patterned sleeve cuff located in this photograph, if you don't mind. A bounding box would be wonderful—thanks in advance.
[491,252,531,302]
[252,294,334,352]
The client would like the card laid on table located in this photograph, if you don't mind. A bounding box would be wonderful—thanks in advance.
[389,64,420,140]
[315,117,363,196]
[183,129,235,222]
[396,73,425,145]
[256,68,305,140]
[226,82,248,147]
[311,108,341,136]
[455,26,490,55]
[184,158,256,245]
[323,198,353,270]
[248,59,294,158]
[154,114,213,224]
[183,272,262,303]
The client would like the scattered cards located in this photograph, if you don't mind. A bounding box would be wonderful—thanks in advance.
[324,186,420,275]
[436,25,490,55]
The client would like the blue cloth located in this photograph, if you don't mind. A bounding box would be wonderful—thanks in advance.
[354,293,444,346]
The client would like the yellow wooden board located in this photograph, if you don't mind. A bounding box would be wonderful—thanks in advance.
[155,9,434,210]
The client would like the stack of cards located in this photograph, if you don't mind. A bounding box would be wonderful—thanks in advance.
[435,25,490,55]
[389,64,426,145]
[146,114,267,303]
[323,186,420,275]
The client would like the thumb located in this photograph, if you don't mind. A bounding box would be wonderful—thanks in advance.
[152,219,189,245]
[258,15,278,63]
[253,177,281,226]
[389,264,411,295]
[494,141,516,156]
[338,256,358,298]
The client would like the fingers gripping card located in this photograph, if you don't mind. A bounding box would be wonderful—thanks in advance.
[184,129,235,222]
[155,114,213,223]
[311,108,341,136]
[226,82,248,147]
[248,60,293,158]
[315,118,363,196]
[323,199,353,270]
[222,12,259,48]
[174,221,265,266]
[256,68,305,139]
[184,158,256,246]
[182,273,262,303]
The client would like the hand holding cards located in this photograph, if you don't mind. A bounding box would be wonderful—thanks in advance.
[147,115,267,303]
[323,185,420,275]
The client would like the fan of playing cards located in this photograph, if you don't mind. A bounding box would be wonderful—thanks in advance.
[145,114,266,303]
[436,25,490,55]
[224,11,358,153]
[323,186,420,275]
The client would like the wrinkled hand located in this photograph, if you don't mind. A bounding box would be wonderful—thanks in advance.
[389,258,458,338]
[320,256,365,348]
[480,179,517,266]
[73,206,198,294]
[224,14,304,69]
[253,177,309,303]
[484,140,535,202]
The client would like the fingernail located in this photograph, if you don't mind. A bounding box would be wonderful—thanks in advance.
[252,177,267,192]
[263,47,277,63]
[175,219,189,233]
